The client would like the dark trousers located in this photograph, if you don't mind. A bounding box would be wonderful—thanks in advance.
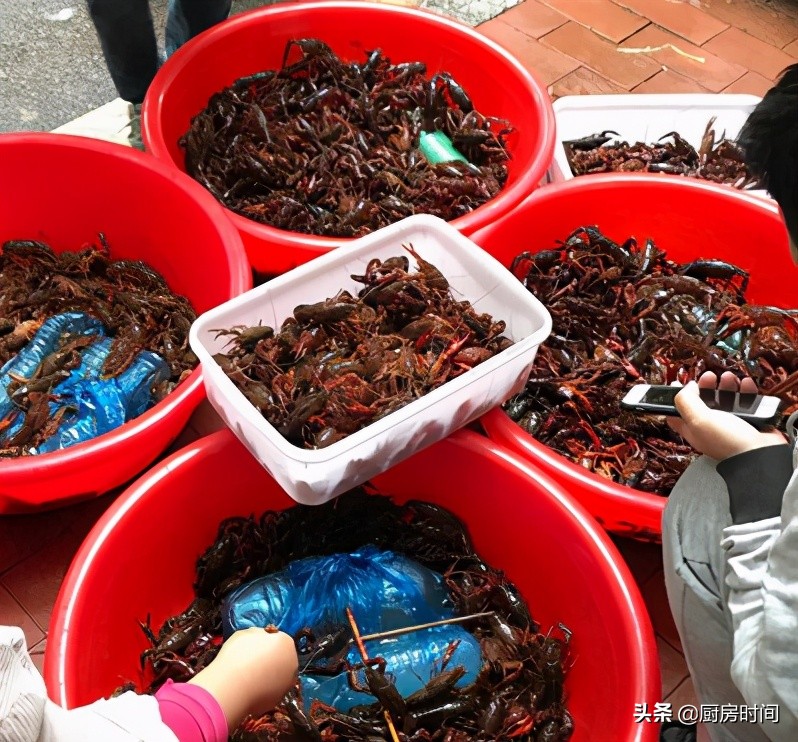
[87,0,232,104]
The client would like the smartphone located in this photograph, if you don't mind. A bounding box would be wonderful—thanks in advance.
[620,384,782,428]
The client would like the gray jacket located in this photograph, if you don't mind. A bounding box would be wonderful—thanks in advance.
[720,413,798,741]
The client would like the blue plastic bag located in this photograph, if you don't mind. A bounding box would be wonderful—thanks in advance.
[0,313,104,416]
[223,546,485,713]
[300,623,482,713]
[0,312,170,453]
[222,545,455,639]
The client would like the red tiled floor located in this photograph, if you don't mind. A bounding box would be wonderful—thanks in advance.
[0,507,75,576]
[612,0,729,46]
[497,0,569,39]
[703,26,798,81]
[0,583,44,647]
[613,537,697,706]
[700,0,798,49]
[668,675,699,712]
[620,23,746,92]
[722,70,776,96]
[479,19,582,84]
[539,0,648,43]
[785,38,798,57]
[658,636,690,698]
[29,637,47,676]
[541,21,660,88]
[549,66,626,98]
[612,536,663,587]
[633,69,711,94]
[640,569,683,654]
[1,519,104,630]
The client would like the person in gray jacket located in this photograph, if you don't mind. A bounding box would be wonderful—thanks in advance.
[662,63,798,742]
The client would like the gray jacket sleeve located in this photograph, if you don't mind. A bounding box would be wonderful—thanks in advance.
[720,445,798,742]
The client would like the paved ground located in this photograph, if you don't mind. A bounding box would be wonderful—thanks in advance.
[1,0,116,132]
[6,0,795,133]
[480,0,798,99]
[0,1,259,132]
[0,0,519,133]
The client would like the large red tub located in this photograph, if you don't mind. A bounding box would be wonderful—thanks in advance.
[473,174,793,541]
[45,429,660,741]
[0,134,251,513]
[142,1,555,275]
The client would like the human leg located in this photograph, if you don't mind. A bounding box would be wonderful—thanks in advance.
[662,456,770,742]
[86,0,159,104]
[164,0,233,56]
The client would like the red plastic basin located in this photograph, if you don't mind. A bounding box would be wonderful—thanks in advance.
[142,1,555,275]
[473,174,793,541]
[0,134,251,514]
[45,429,659,741]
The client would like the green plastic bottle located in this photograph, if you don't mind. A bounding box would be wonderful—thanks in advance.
[418,129,468,165]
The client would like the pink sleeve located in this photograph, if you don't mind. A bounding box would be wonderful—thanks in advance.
[154,679,229,742]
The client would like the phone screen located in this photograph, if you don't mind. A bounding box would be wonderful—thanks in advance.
[641,386,762,413]
[640,387,680,406]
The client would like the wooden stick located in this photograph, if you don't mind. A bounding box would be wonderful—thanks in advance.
[300,612,493,672]
[383,710,400,741]
[355,611,494,643]
[345,607,401,742]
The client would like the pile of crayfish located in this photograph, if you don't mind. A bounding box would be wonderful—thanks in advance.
[133,489,573,741]
[0,238,197,455]
[213,246,511,449]
[564,117,761,189]
[506,226,798,496]
[181,38,512,237]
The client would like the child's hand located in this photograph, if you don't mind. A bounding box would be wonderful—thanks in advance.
[667,372,786,461]
[189,627,298,729]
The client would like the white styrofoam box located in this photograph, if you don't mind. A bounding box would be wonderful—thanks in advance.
[190,214,552,505]
[549,94,769,198]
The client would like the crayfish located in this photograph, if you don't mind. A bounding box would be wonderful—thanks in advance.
[0,238,197,457]
[213,247,511,449]
[506,226,797,501]
[564,117,762,189]
[131,490,573,741]
[181,38,513,237]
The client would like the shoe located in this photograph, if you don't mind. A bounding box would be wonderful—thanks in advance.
[660,721,697,742]
[128,103,143,151]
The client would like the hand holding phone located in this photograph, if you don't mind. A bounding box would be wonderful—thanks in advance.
[621,383,782,428]
[621,371,787,461]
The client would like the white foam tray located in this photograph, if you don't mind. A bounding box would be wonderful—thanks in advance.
[190,214,552,505]
[549,93,769,198]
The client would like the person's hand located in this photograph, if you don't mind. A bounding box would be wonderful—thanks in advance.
[188,627,298,729]
[667,371,785,461]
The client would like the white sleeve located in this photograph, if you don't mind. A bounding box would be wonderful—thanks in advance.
[721,464,798,741]
[0,626,178,742]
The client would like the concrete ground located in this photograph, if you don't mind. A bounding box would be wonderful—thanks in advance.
[0,0,518,133]
[0,1,260,132]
